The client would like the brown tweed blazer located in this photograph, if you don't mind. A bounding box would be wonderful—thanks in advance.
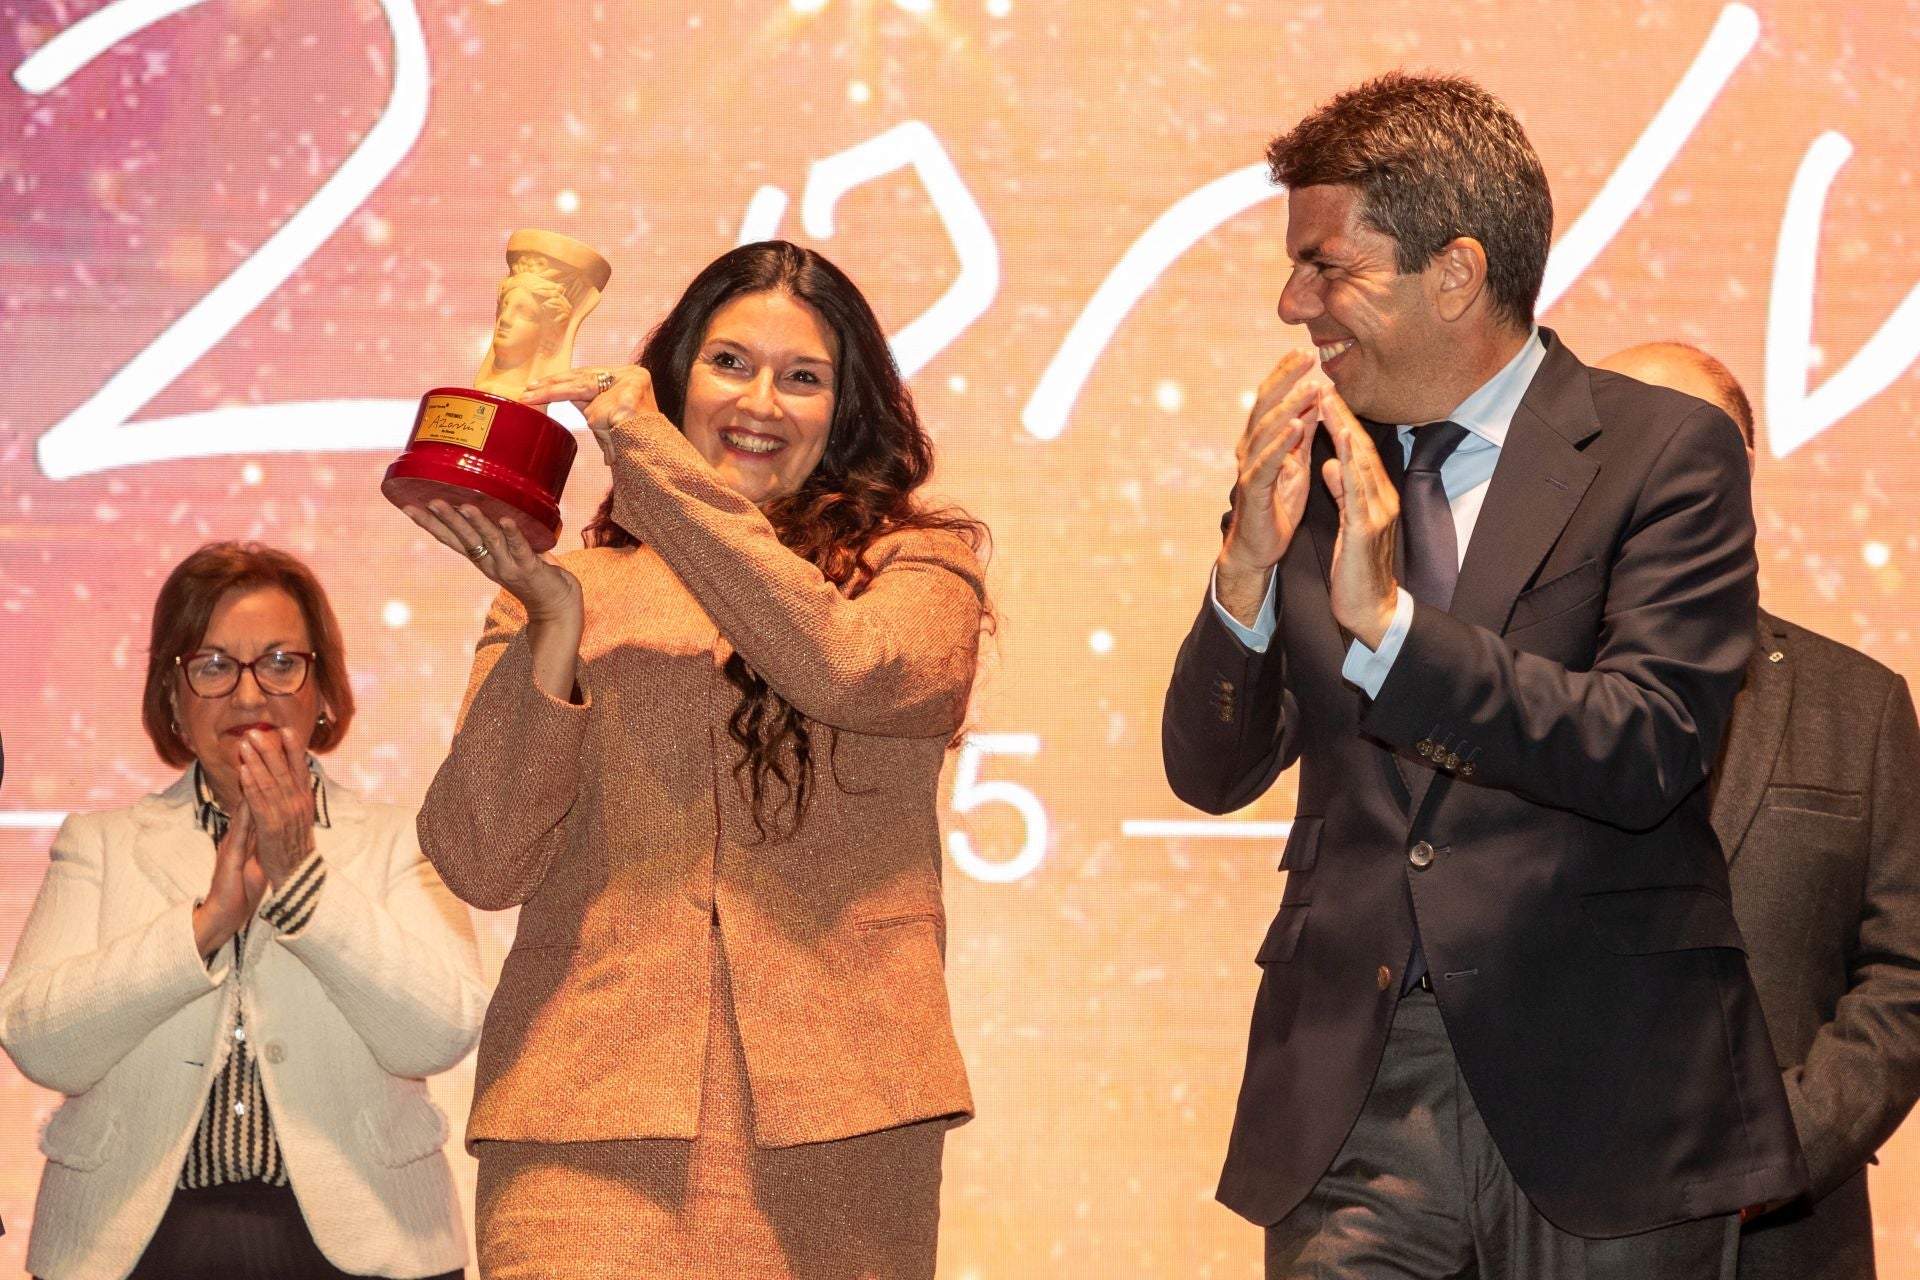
[419,412,984,1150]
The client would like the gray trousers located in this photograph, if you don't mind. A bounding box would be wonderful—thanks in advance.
[1264,988,1739,1280]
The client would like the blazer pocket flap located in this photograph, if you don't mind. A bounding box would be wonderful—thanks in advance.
[359,1096,451,1168]
[1507,559,1601,633]
[1278,817,1323,874]
[855,910,941,932]
[1256,904,1309,965]
[1763,785,1866,820]
[1581,886,1745,956]
[39,1102,117,1171]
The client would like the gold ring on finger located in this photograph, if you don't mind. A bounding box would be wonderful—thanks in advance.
[467,543,491,561]
[594,370,617,394]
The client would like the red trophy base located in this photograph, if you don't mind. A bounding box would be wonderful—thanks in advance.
[382,388,578,553]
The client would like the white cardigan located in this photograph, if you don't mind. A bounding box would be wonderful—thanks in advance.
[0,769,488,1280]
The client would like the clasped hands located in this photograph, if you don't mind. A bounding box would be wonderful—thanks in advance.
[1215,349,1401,650]
[192,727,318,959]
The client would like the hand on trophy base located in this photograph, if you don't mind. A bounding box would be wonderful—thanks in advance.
[383,387,578,552]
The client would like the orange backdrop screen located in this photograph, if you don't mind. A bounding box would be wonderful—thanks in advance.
[2,1,1918,1274]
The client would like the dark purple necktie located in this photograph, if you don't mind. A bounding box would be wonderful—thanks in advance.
[1402,421,1470,612]
[1399,420,1468,991]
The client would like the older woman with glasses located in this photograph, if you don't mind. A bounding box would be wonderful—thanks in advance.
[0,542,487,1280]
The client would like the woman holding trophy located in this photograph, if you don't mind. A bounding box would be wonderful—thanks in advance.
[405,239,990,1279]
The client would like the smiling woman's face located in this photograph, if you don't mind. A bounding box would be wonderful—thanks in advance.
[170,586,321,805]
[679,290,839,506]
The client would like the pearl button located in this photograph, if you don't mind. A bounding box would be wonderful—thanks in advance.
[233,1102,247,1117]
[1408,840,1435,868]
[233,1026,246,1042]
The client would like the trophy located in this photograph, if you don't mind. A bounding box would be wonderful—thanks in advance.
[382,229,612,552]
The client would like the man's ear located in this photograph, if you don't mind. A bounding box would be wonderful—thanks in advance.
[1428,237,1490,322]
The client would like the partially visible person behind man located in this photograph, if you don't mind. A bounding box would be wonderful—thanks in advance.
[1599,341,1920,1280]
[1162,72,1807,1279]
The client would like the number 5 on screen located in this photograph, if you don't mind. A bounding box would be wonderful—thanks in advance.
[946,733,1048,884]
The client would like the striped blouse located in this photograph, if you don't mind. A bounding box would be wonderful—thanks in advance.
[178,763,330,1189]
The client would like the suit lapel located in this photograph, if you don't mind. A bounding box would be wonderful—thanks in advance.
[128,773,216,901]
[1448,342,1600,635]
[1711,614,1793,864]
[1400,333,1600,823]
[1370,418,1407,491]
[311,774,366,868]
[1304,426,1344,600]
[1315,422,1415,806]
[1309,418,1408,591]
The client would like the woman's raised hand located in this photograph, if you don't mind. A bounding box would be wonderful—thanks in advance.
[405,499,587,702]
[404,500,582,627]
[522,365,660,466]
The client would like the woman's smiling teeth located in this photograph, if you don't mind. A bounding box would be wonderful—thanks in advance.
[721,429,784,455]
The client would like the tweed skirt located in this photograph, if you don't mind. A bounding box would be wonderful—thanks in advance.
[474,930,946,1279]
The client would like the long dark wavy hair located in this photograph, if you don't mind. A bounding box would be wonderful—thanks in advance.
[583,240,988,838]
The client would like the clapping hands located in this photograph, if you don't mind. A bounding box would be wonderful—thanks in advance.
[190,727,314,959]
[1216,350,1403,647]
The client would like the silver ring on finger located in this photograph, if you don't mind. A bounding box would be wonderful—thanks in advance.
[467,543,491,561]
[594,370,617,395]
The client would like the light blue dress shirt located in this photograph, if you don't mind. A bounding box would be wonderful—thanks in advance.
[1212,330,1547,696]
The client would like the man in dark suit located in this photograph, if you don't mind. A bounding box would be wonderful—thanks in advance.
[1598,341,1920,1280]
[1162,73,1807,1278]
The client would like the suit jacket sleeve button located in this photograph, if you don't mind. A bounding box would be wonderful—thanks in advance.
[1415,739,1434,757]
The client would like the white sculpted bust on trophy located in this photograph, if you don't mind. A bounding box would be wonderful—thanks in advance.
[382,229,612,551]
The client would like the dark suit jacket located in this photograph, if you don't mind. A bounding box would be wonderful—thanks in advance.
[1163,330,1807,1237]
[1716,611,1920,1280]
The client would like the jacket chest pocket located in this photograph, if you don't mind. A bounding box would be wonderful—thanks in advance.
[1743,790,1868,908]
[1761,785,1865,822]
[1505,559,1603,659]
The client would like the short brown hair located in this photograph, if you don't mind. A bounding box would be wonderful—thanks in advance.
[1267,71,1553,331]
[142,542,355,767]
